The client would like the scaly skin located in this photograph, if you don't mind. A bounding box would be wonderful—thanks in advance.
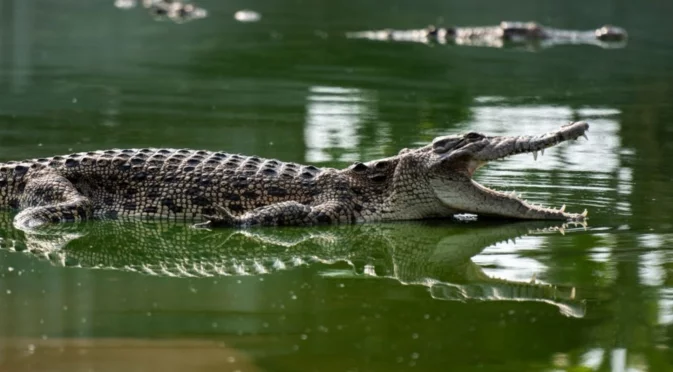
[0,122,589,231]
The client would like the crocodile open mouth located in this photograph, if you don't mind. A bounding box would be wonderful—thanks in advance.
[432,122,589,221]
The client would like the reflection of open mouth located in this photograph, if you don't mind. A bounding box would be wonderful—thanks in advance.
[431,122,590,221]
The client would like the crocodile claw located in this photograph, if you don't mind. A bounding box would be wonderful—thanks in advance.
[193,205,238,228]
[192,220,214,229]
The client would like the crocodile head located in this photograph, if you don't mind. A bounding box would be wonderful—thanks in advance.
[424,121,589,221]
[595,25,627,41]
[499,21,547,40]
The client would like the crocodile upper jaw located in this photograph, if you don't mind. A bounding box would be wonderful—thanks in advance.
[429,122,590,221]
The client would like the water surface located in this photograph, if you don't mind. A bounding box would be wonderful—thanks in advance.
[1,0,673,371]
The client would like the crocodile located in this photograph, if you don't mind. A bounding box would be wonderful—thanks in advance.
[346,21,628,50]
[115,0,208,23]
[0,121,589,231]
[0,215,585,317]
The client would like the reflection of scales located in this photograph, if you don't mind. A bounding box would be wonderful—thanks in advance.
[0,213,586,317]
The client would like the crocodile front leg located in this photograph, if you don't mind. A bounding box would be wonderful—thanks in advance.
[195,201,354,228]
[13,172,93,231]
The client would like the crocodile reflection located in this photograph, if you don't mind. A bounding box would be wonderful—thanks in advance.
[347,21,628,50]
[0,217,585,317]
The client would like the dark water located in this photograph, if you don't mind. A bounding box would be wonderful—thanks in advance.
[1,0,673,370]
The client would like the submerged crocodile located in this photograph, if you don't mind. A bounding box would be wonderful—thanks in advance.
[115,0,208,23]
[346,21,628,50]
[0,216,585,317]
[0,122,589,231]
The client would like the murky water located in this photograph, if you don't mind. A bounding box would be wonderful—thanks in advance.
[1,0,672,370]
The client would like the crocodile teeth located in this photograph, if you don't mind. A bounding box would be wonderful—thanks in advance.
[533,151,538,161]
[560,204,566,212]
[558,226,566,235]
[541,148,545,156]
[582,134,589,141]
[581,209,589,217]
[570,287,576,300]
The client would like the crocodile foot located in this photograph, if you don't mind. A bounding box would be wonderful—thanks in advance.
[193,205,238,229]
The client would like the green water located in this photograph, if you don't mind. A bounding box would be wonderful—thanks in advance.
[1,0,673,370]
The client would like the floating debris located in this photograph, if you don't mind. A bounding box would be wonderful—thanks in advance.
[234,9,261,23]
[114,0,137,9]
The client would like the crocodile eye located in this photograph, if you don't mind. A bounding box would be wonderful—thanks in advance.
[432,136,461,154]
[465,132,484,140]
